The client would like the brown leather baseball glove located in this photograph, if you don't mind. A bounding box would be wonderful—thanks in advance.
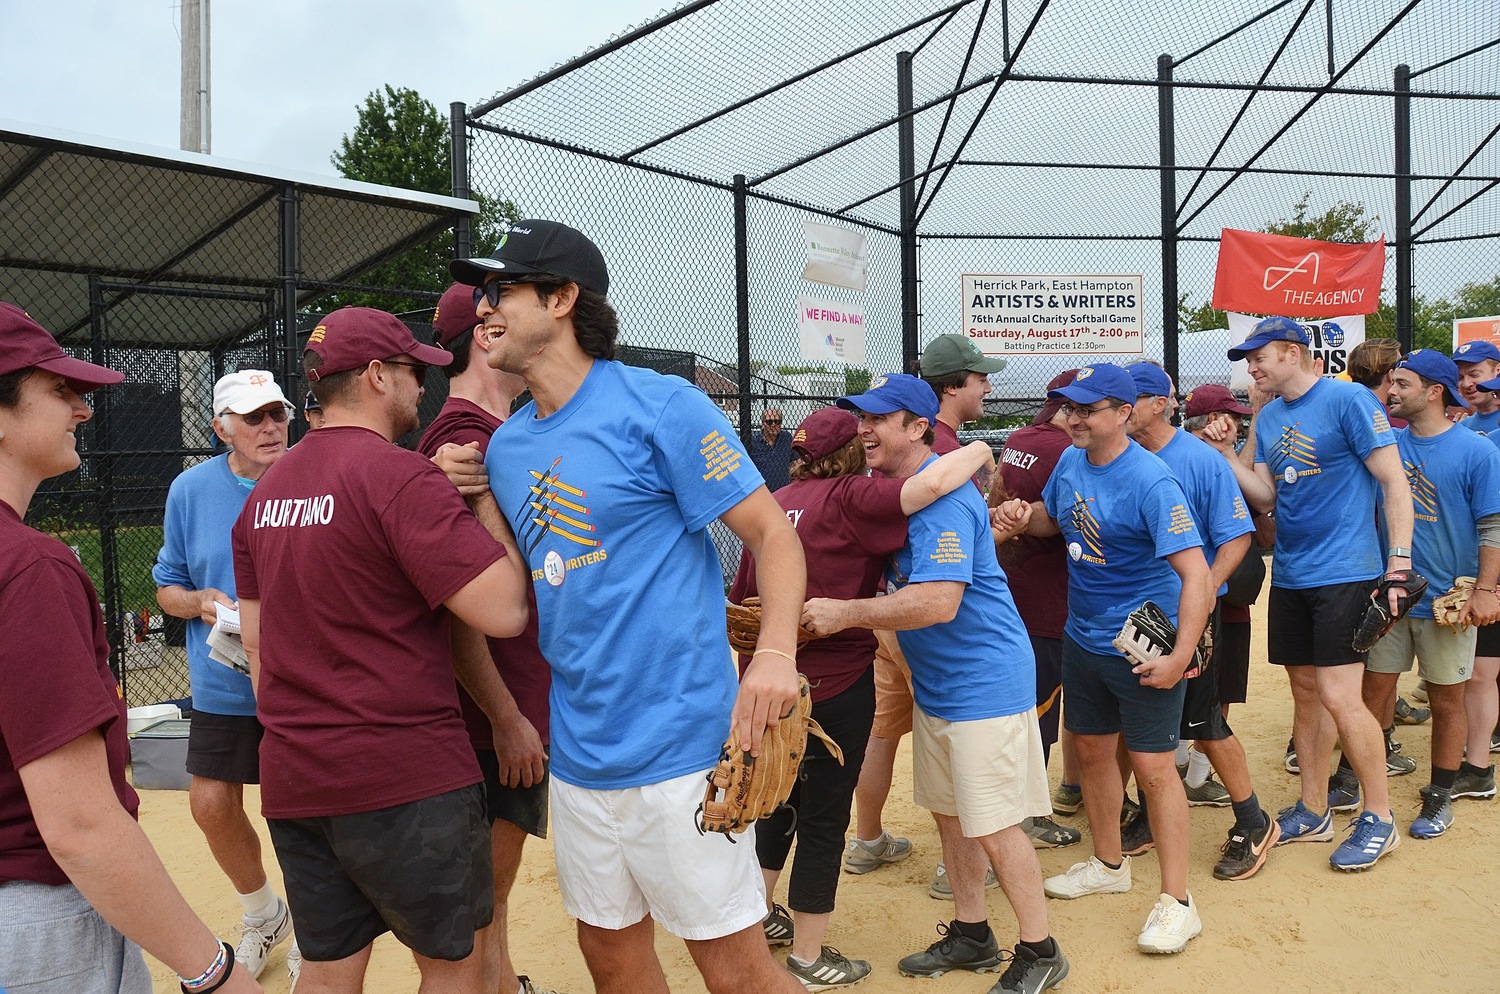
[696,675,843,837]
[725,596,824,655]
[1433,576,1476,632]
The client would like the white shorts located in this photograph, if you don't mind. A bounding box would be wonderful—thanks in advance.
[551,767,767,939]
[912,706,1052,838]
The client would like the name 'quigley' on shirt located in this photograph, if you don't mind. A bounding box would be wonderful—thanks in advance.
[251,494,335,528]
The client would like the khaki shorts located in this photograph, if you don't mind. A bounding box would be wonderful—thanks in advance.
[911,705,1052,838]
[871,629,914,739]
[1366,615,1476,686]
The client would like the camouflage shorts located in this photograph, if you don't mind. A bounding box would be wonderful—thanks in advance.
[268,783,493,962]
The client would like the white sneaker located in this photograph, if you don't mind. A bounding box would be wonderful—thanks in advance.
[1043,856,1131,899]
[287,943,302,993]
[234,897,294,980]
[1137,893,1202,954]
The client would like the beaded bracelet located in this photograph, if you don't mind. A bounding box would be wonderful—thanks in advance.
[180,940,233,994]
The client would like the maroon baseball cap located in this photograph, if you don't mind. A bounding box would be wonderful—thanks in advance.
[432,283,480,348]
[1183,384,1252,418]
[1033,369,1080,425]
[792,406,859,462]
[0,302,123,394]
[303,307,452,381]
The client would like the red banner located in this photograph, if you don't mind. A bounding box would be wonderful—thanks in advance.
[1212,228,1384,317]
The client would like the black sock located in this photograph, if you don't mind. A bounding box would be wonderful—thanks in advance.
[1432,767,1459,792]
[952,919,992,943]
[1337,753,1353,774]
[1461,759,1490,776]
[1098,856,1122,870]
[1020,936,1057,959]
[1176,895,1192,908]
[1231,793,1266,831]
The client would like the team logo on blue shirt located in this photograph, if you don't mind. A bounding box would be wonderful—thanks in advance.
[1274,422,1320,481]
[1405,459,1439,523]
[1065,491,1106,564]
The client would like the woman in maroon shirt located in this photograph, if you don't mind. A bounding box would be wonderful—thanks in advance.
[729,405,996,989]
[0,303,262,994]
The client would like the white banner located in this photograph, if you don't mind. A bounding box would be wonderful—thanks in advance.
[797,296,866,365]
[960,275,1145,355]
[801,221,869,291]
[1226,312,1366,391]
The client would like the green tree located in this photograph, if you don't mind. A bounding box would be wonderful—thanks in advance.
[326,85,518,313]
[1264,191,1378,243]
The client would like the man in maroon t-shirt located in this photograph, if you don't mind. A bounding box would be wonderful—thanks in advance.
[993,371,1078,815]
[417,283,558,994]
[232,306,531,991]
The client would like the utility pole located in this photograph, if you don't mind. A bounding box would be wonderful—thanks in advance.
[180,0,211,153]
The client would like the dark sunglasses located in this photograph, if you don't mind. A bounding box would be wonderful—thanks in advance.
[382,359,429,385]
[763,418,782,425]
[230,407,289,427]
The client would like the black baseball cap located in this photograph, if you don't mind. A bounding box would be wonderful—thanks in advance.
[449,219,610,296]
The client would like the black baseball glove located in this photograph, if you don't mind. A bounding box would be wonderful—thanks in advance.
[1350,570,1429,653]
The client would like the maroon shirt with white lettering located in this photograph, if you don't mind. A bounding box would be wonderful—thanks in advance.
[997,422,1071,638]
[730,474,909,702]
[417,398,551,749]
[232,426,505,818]
[0,501,137,885]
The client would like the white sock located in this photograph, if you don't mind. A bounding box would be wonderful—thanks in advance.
[1175,741,1190,767]
[788,953,816,968]
[238,882,278,919]
[1186,748,1213,788]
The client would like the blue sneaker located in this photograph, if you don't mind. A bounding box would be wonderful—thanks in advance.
[1274,801,1333,845]
[1409,786,1454,840]
[1330,811,1401,870]
[1327,770,1361,813]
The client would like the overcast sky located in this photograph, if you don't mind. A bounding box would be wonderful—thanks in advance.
[0,0,670,177]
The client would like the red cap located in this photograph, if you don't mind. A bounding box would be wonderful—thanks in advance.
[304,307,452,381]
[1183,384,1252,418]
[792,406,859,462]
[0,302,124,394]
[1033,369,1080,425]
[432,283,480,348]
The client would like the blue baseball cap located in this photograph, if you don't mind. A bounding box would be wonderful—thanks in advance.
[1048,363,1136,406]
[1227,316,1311,361]
[837,373,940,423]
[1453,340,1500,365]
[1395,350,1468,409]
[1124,362,1173,398]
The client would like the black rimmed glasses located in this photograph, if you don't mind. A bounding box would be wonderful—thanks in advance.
[1062,401,1124,420]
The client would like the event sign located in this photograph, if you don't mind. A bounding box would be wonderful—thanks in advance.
[801,221,869,291]
[1213,228,1384,317]
[960,274,1144,355]
[797,296,867,364]
[1226,312,1365,391]
[1453,313,1500,351]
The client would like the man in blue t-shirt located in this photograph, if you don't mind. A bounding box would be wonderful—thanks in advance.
[1208,316,1415,873]
[802,373,1067,994]
[1453,340,1500,438]
[1000,362,1212,956]
[1123,362,1273,881]
[152,370,296,979]
[451,220,811,994]
[1369,351,1500,836]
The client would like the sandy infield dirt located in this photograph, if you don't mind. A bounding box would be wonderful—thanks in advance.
[139,593,1500,993]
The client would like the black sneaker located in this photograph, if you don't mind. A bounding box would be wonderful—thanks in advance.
[1284,738,1299,775]
[763,903,793,946]
[1328,768,1361,813]
[1121,808,1154,857]
[1453,764,1497,800]
[1119,795,1141,829]
[1386,745,1417,777]
[1213,813,1281,880]
[988,941,1070,994]
[786,946,871,991]
[897,922,1003,977]
[1394,697,1431,725]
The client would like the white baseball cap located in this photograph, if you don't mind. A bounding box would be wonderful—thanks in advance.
[213,369,291,416]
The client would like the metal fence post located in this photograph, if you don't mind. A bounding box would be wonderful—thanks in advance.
[278,184,301,397]
[1394,64,1412,351]
[1159,53,1179,397]
[898,51,919,371]
[734,174,753,442]
[452,101,473,262]
[88,275,123,688]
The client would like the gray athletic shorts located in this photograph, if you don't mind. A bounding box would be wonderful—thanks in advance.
[0,880,152,994]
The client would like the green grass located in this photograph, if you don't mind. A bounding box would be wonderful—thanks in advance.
[53,525,164,615]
